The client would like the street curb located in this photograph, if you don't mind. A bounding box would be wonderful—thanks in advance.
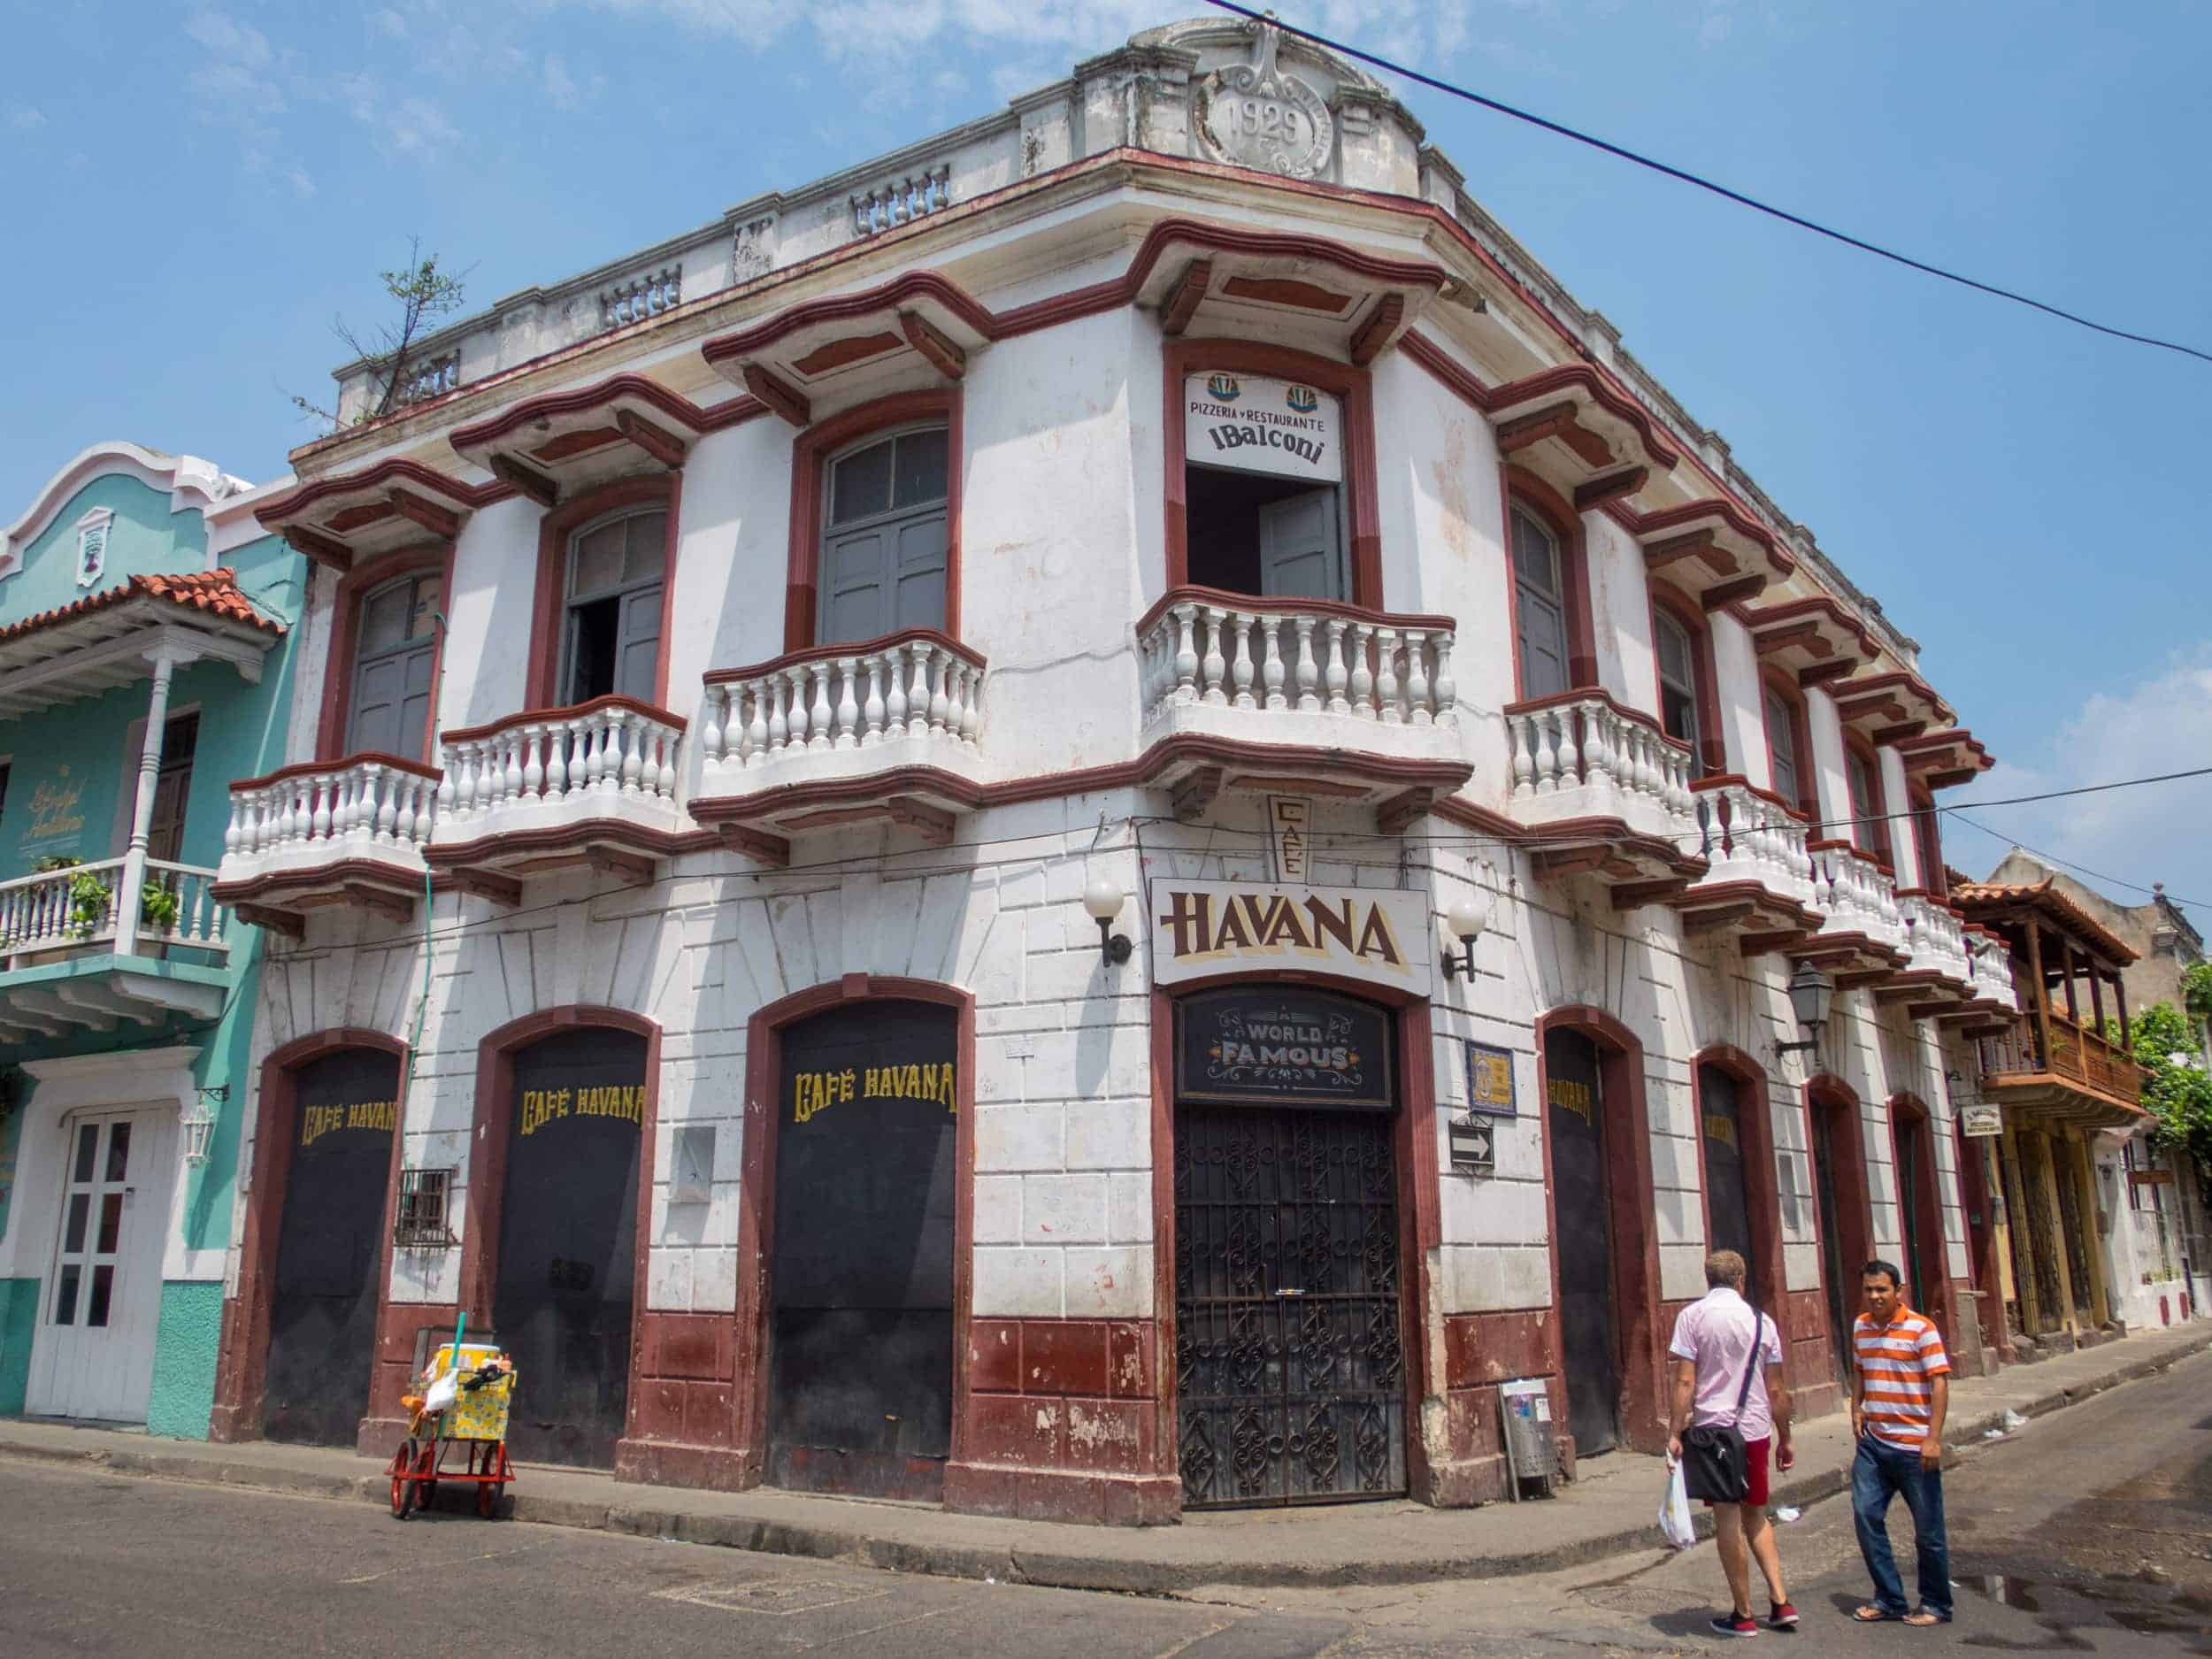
[4,1330,2208,1595]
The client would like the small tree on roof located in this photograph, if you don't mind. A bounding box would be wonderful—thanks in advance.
[288,237,468,428]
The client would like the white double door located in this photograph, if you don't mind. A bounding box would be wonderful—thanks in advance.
[27,1108,175,1423]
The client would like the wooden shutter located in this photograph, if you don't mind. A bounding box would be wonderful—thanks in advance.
[349,640,436,760]
[821,525,889,645]
[614,584,664,703]
[892,512,948,633]
[1256,488,1343,601]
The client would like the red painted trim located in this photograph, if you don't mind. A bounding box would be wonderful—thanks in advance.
[315,544,457,764]
[449,373,727,455]
[1840,731,1895,866]
[1741,595,1879,663]
[733,976,974,1495]
[1649,580,1726,777]
[440,691,687,747]
[524,473,680,710]
[257,457,504,533]
[1132,584,1455,638]
[1502,465,1599,692]
[782,388,961,654]
[1163,339,1382,609]
[211,1027,410,1444]
[1535,1004,1668,1454]
[1485,363,1682,471]
[1692,1046,1787,1312]
[703,271,999,365]
[706,626,985,686]
[234,751,442,793]
[457,1006,661,1473]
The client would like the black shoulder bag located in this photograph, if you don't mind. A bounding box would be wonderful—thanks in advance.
[1680,1304,1766,1503]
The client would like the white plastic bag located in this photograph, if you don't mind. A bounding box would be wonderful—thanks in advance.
[1659,1458,1697,1550]
[424,1369,458,1414]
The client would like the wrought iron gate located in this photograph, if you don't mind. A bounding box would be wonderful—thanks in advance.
[1173,1106,1406,1509]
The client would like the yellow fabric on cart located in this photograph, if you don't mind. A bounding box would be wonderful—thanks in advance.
[424,1343,517,1442]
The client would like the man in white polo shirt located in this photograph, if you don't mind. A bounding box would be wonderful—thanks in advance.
[1667,1249,1797,1638]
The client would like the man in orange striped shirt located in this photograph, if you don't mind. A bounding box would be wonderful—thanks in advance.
[1848,1259,1952,1626]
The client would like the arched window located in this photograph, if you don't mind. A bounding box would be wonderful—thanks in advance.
[818,424,949,645]
[349,570,442,759]
[559,507,666,705]
[1511,505,1571,701]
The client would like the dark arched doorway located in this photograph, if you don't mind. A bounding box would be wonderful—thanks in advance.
[263,1046,402,1445]
[490,1025,648,1468]
[768,998,959,1500]
[1806,1079,1873,1391]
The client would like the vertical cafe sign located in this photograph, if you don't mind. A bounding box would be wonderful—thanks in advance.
[1184,373,1341,484]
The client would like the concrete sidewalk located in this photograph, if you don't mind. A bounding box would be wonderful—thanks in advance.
[3,1321,2206,1596]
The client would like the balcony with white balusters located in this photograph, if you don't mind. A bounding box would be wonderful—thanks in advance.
[426,696,690,898]
[688,629,987,863]
[1876,889,1982,1018]
[1130,588,1471,822]
[1501,689,1709,903]
[213,753,442,933]
[1788,838,1910,985]
[1670,780,1823,948]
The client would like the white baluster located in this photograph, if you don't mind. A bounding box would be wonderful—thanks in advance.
[834,657,860,749]
[1261,617,1286,711]
[959,662,981,745]
[1323,618,1349,715]
[1402,628,1430,726]
[1230,612,1256,710]
[1348,623,1375,719]
[1375,626,1402,725]
[808,662,834,751]
[1200,607,1227,705]
[927,648,951,733]
[1510,713,1535,797]
[1292,617,1319,712]
[1431,633,1456,726]
[862,657,886,745]
[907,644,931,741]
[1532,709,1560,795]
[620,716,645,793]
[1172,604,1199,704]
[1555,704,1580,786]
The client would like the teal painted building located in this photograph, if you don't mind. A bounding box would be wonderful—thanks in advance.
[0,443,303,1434]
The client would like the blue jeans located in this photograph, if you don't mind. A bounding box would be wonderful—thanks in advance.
[1852,1435,1950,1619]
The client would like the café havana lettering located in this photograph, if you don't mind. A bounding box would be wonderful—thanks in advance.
[300,1097,397,1148]
[1149,879,1432,995]
[519,1083,647,1136]
[1183,373,1341,484]
[792,1062,958,1125]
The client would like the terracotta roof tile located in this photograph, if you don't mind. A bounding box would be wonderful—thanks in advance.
[1950,878,2137,966]
[0,568,285,649]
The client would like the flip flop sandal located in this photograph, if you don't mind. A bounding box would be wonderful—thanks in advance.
[1852,1607,1901,1623]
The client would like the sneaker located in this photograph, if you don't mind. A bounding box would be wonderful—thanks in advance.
[1709,1613,1761,1638]
[1767,1601,1801,1630]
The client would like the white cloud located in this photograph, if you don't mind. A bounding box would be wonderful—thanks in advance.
[10,106,45,130]
[185,10,273,68]
[387,95,463,155]
[288,165,317,197]
[1949,646,2212,922]
[544,53,581,109]
[371,7,409,38]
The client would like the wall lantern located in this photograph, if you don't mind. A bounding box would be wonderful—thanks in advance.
[1083,875,1133,966]
[1439,890,1493,981]
[182,1084,227,1168]
[1775,961,1834,1064]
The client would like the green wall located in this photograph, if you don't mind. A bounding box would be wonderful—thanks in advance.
[145,1280,224,1439]
[0,1279,35,1414]
[1,463,307,1434]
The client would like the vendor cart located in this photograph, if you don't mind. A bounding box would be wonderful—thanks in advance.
[388,1336,517,1520]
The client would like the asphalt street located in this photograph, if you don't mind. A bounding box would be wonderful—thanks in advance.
[0,1348,2206,1657]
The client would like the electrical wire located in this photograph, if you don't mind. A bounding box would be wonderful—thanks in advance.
[1943,811,2210,911]
[1202,0,2212,366]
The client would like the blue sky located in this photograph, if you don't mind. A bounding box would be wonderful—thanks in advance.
[4,1,2208,923]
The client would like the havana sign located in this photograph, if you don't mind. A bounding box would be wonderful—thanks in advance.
[1148,879,1432,995]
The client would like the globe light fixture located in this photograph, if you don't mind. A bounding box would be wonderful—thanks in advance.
[1083,875,1133,966]
[1440,890,1492,981]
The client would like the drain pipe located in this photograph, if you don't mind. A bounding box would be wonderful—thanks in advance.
[404,609,451,1078]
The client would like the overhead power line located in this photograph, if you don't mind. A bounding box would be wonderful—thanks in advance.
[1202,0,2212,366]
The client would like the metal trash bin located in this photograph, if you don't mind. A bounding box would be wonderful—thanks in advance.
[1497,1378,1560,1500]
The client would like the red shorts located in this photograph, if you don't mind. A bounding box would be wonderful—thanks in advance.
[1701,1436,1770,1509]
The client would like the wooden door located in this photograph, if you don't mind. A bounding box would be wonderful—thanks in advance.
[1700,1065,1758,1294]
[1256,488,1343,601]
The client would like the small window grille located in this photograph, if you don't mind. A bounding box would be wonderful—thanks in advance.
[600,265,682,328]
[394,1166,457,1248]
[394,352,460,407]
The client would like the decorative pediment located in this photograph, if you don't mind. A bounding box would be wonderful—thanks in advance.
[701,272,997,425]
[1486,365,1679,509]
[1740,595,1878,687]
[1129,224,1446,365]
[1897,726,1993,790]
[1829,671,1955,745]
[255,459,493,570]
[449,375,744,503]
[1611,496,1795,609]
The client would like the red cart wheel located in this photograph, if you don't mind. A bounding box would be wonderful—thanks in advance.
[413,1439,441,1514]
[477,1479,504,1517]
[388,1439,417,1519]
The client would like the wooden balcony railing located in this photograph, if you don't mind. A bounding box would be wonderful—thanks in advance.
[1979,1011,2142,1108]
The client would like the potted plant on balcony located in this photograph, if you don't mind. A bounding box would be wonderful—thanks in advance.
[9,856,111,965]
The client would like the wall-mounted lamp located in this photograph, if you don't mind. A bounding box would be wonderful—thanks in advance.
[1083,876,1133,966]
[1775,961,1834,1064]
[1439,890,1493,981]
[183,1084,228,1168]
